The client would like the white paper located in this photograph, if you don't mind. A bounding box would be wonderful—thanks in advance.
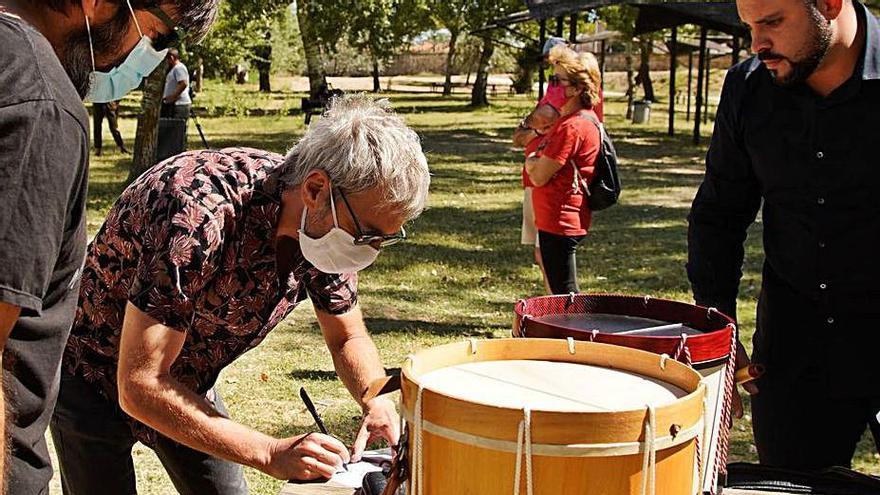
[329,449,392,489]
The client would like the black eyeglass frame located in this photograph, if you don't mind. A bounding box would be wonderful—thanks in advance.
[336,190,407,248]
[148,7,184,51]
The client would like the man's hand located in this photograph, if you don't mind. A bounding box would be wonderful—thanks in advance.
[731,340,759,419]
[351,396,400,462]
[265,432,350,481]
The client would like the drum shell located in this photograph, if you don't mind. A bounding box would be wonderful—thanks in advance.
[401,338,706,495]
[512,294,737,495]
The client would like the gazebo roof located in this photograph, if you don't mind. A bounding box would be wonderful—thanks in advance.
[634,3,747,37]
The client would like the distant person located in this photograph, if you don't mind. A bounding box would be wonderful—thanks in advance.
[93,101,129,156]
[525,46,602,294]
[513,37,604,149]
[162,48,191,119]
[520,104,559,293]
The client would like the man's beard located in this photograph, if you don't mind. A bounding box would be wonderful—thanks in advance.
[759,8,833,87]
[60,7,132,99]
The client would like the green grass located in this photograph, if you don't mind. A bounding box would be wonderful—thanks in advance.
[69,77,879,494]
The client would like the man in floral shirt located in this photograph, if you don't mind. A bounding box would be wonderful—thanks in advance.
[51,95,430,494]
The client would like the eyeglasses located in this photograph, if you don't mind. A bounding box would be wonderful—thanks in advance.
[337,190,407,247]
[148,7,184,50]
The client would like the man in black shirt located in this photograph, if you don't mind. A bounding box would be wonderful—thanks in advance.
[0,0,217,493]
[689,0,880,469]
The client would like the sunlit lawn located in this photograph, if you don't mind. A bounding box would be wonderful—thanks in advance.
[64,76,878,495]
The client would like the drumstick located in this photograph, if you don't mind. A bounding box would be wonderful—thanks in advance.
[616,323,684,335]
[735,364,765,385]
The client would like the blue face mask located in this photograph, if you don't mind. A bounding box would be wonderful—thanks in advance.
[85,1,168,103]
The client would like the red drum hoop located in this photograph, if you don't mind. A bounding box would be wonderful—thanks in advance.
[514,293,736,368]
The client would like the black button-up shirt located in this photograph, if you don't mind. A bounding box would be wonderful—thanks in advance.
[688,2,880,394]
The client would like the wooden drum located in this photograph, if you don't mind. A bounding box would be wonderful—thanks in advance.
[400,338,708,495]
[513,294,737,494]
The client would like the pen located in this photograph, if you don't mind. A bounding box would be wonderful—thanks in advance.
[299,386,348,471]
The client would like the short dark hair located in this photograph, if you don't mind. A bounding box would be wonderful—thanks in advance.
[39,0,218,44]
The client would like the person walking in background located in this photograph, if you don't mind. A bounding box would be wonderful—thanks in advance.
[525,46,603,295]
[93,101,129,156]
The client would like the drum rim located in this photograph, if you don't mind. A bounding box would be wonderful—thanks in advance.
[400,338,707,447]
[513,293,736,364]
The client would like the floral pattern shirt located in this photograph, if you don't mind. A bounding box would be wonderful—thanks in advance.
[63,147,358,445]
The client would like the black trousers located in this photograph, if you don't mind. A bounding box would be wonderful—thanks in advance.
[751,374,880,469]
[538,230,585,294]
[750,265,880,469]
[50,372,248,495]
[93,103,127,153]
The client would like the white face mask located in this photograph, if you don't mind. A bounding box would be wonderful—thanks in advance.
[299,191,380,274]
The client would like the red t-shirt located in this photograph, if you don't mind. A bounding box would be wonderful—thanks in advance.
[532,110,601,236]
[522,135,546,188]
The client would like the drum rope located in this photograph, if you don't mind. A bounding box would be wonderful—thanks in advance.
[640,405,657,495]
[513,408,534,495]
[673,333,693,366]
[400,409,703,457]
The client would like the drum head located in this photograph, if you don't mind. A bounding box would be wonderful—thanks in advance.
[420,359,687,412]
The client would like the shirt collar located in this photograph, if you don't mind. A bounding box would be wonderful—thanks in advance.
[857,0,880,80]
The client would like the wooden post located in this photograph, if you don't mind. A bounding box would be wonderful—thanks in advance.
[599,39,607,90]
[669,26,678,137]
[569,13,578,43]
[694,27,707,146]
[704,42,711,124]
[555,16,564,37]
[539,18,546,100]
[687,50,693,122]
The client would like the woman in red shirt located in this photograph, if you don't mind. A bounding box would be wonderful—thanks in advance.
[525,46,602,294]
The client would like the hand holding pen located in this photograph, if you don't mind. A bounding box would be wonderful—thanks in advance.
[300,387,349,472]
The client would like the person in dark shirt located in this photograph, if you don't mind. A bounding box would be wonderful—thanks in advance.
[0,0,217,493]
[688,0,880,470]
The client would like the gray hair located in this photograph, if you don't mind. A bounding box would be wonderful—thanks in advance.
[281,94,430,221]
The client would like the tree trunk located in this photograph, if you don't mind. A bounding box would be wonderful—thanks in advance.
[296,0,327,99]
[637,37,655,102]
[442,28,459,96]
[130,59,168,183]
[470,37,494,107]
[625,41,635,119]
[255,33,272,93]
[371,54,381,93]
[193,57,204,93]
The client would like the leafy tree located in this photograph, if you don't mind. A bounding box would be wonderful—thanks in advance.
[347,0,432,92]
[430,0,468,96]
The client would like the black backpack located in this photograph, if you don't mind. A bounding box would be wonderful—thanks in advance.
[572,112,621,211]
